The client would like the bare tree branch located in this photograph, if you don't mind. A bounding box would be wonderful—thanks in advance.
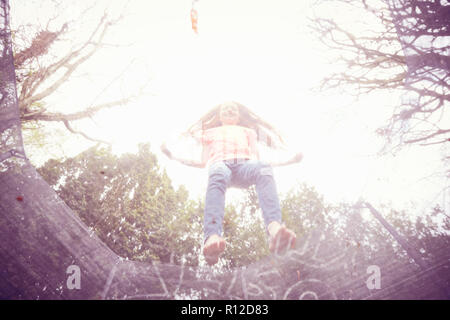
[22,96,136,122]
[311,0,450,151]
[62,119,111,145]
[12,3,142,144]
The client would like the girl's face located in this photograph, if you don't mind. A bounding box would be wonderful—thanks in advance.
[219,102,240,125]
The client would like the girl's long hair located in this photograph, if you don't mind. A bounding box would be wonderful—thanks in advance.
[183,101,287,150]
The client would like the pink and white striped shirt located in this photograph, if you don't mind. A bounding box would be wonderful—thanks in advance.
[193,125,258,167]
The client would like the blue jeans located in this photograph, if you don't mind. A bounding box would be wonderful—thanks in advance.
[204,158,282,242]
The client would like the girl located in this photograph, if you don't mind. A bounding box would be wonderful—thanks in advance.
[161,101,302,265]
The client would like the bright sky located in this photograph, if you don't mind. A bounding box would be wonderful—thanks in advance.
[11,0,448,214]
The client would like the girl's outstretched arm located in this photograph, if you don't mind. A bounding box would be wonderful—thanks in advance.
[249,128,302,167]
[268,152,303,167]
[160,142,206,168]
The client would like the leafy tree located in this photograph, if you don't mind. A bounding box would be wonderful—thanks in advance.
[220,181,448,276]
[38,144,203,265]
[310,0,449,150]
[280,183,327,237]
[219,183,328,269]
[221,193,269,269]
[37,142,449,274]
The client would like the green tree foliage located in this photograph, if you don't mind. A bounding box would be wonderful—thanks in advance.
[280,183,326,236]
[219,184,327,269]
[38,144,449,274]
[221,191,268,269]
[220,181,448,275]
[37,143,203,265]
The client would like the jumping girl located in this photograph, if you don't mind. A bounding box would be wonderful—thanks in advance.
[161,101,302,265]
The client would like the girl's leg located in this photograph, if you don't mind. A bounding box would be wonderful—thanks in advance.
[234,160,282,227]
[203,161,231,264]
[234,160,296,253]
[204,161,231,242]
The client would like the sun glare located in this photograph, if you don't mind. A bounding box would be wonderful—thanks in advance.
[12,0,447,212]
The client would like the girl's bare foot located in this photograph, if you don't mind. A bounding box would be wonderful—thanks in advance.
[203,234,226,265]
[268,221,296,254]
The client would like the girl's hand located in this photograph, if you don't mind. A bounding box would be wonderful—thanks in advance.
[160,143,172,159]
[292,152,303,163]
